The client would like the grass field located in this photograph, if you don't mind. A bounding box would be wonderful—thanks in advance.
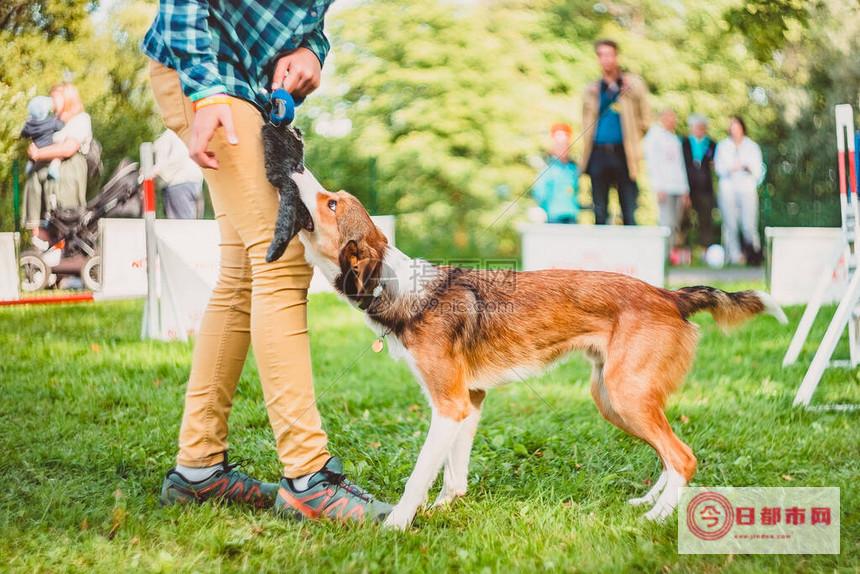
[1,287,858,573]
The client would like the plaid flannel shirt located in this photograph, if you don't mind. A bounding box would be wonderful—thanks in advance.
[142,0,333,112]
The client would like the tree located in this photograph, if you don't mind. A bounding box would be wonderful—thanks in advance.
[302,1,566,260]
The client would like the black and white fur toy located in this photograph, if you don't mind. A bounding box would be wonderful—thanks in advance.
[262,123,314,262]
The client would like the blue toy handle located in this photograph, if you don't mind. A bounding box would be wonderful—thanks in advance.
[269,88,304,125]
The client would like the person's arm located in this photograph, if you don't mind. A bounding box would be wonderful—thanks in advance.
[151,135,171,179]
[635,77,651,136]
[28,139,80,162]
[270,17,329,96]
[29,113,89,162]
[159,0,225,101]
[746,141,764,182]
[299,19,330,68]
[714,142,731,179]
[157,0,238,169]
[643,129,661,188]
[531,174,548,206]
[706,140,717,165]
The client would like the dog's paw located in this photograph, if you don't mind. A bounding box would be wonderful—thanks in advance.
[628,495,655,507]
[431,488,465,510]
[643,503,675,522]
[383,505,415,531]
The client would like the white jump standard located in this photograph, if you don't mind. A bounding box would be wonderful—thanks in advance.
[785,103,860,407]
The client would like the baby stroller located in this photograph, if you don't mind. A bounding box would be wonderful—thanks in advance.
[19,160,142,292]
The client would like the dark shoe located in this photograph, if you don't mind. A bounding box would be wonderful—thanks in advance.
[160,455,278,509]
[274,457,392,522]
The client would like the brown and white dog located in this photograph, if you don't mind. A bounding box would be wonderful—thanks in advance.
[288,169,787,530]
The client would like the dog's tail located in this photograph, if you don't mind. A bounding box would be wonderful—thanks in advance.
[669,286,788,329]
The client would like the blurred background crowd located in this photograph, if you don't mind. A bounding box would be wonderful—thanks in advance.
[2,0,860,265]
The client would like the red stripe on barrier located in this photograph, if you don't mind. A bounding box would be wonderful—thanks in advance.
[849,148,858,197]
[838,150,847,195]
[143,179,156,213]
[0,293,94,306]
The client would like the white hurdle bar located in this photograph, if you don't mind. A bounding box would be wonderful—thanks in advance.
[139,142,159,340]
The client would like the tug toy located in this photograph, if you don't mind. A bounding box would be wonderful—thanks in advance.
[269,88,302,126]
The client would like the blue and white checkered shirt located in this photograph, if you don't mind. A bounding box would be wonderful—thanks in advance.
[142,0,333,112]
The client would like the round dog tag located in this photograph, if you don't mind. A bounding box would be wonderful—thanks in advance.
[372,338,384,353]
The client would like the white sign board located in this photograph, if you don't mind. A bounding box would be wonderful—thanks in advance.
[765,227,846,306]
[99,216,396,339]
[100,218,148,299]
[0,233,19,301]
[519,223,670,287]
[155,220,220,341]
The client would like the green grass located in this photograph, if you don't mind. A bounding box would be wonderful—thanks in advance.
[1,289,858,573]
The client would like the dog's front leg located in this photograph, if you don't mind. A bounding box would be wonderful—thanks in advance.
[383,412,463,530]
[433,390,486,508]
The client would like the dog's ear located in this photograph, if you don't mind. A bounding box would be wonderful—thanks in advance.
[338,239,381,301]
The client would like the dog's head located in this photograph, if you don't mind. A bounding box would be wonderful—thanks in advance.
[292,170,389,304]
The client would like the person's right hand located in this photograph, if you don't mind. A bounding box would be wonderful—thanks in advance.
[188,102,238,170]
[657,191,668,203]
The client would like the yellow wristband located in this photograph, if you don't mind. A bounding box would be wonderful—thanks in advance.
[193,95,231,111]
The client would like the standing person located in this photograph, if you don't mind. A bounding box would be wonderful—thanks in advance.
[581,39,651,225]
[715,116,764,265]
[142,0,392,521]
[152,129,204,219]
[23,84,93,235]
[644,109,689,260]
[531,123,580,224]
[682,114,718,248]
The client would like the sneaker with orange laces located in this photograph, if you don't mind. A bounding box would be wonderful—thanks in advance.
[160,455,277,509]
[275,457,392,523]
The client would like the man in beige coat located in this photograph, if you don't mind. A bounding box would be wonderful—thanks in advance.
[581,39,651,225]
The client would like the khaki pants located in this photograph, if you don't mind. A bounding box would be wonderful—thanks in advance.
[149,61,329,478]
[23,155,88,228]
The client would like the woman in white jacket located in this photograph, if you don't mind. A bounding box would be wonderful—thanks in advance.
[715,116,764,265]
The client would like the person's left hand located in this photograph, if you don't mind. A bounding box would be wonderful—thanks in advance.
[271,47,322,98]
[27,143,41,161]
[683,194,692,208]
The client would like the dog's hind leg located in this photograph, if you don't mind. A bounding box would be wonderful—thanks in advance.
[598,317,698,522]
[432,389,486,509]
[591,358,670,507]
[628,467,668,507]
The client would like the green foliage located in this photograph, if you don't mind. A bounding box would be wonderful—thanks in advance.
[756,1,860,227]
[725,0,818,61]
[304,2,560,259]
[1,294,858,571]
[0,0,94,41]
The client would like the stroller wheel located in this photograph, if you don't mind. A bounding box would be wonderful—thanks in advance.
[82,256,101,292]
[19,251,50,292]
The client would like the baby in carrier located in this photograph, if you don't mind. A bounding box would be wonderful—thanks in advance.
[21,96,64,180]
